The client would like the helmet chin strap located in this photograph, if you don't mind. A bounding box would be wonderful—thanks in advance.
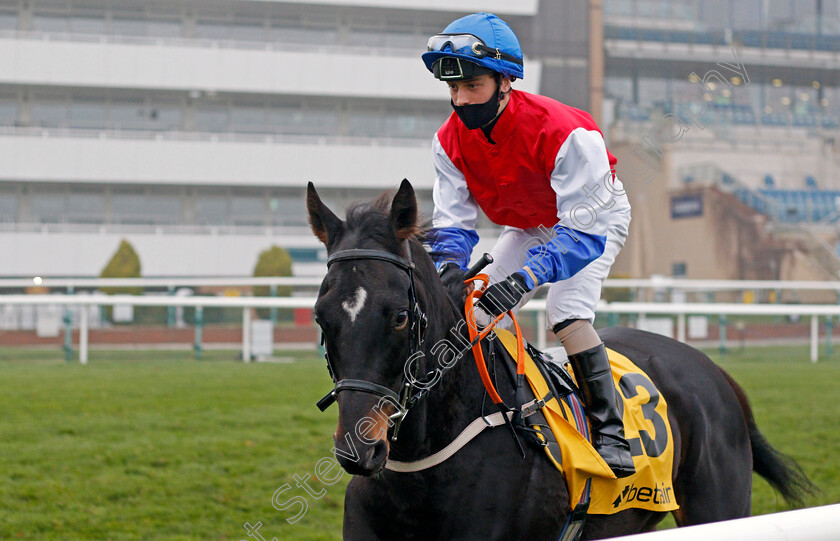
[483,82,511,127]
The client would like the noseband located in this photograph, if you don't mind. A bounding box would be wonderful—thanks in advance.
[315,241,428,440]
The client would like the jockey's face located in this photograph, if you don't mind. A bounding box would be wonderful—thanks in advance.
[447,74,512,107]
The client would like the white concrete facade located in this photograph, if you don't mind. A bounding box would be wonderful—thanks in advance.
[0,0,542,277]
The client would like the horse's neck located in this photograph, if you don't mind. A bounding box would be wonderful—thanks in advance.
[388,309,492,461]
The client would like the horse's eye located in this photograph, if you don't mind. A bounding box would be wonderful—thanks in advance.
[394,310,409,331]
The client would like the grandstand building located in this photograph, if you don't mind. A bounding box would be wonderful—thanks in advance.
[603,0,840,283]
[2,0,840,283]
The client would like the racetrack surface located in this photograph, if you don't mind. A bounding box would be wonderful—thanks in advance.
[0,346,837,540]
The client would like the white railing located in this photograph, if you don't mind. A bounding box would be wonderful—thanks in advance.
[4,276,840,292]
[607,503,840,541]
[0,277,323,289]
[2,295,838,364]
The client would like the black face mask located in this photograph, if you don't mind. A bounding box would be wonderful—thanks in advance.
[451,83,502,130]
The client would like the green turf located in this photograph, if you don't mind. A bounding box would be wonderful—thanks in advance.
[0,345,838,540]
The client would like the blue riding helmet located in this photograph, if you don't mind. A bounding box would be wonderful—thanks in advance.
[422,12,524,81]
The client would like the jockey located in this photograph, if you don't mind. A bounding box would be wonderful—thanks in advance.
[422,12,635,477]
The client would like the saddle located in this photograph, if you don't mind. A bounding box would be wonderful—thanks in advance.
[490,329,679,517]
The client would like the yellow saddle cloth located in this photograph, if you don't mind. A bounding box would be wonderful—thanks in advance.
[494,329,679,515]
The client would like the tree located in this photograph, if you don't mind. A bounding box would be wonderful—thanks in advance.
[253,245,293,318]
[100,239,142,295]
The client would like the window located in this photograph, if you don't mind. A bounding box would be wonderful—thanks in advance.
[195,196,229,225]
[0,93,16,126]
[146,17,181,38]
[604,0,634,17]
[0,7,17,30]
[30,187,67,223]
[31,96,69,128]
[228,17,265,42]
[110,99,147,130]
[232,196,264,226]
[147,103,182,131]
[349,109,383,137]
[767,0,794,30]
[70,15,106,35]
[67,190,105,224]
[605,76,634,103]
[111,16,148,37]
[732,0,762,30]
[230,106,270,134]
[195,20,231,40]
[269,195,307,226]
[32,14,69,33]
[113,189,182,225]
[699,0,731,30]
[69,98,107,129]
[146,194,182,223]
[267,106,304,134]
[0,188,18,222]
[195,103,229,133]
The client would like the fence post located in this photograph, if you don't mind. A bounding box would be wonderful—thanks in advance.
[63,306,73,362]
[811,315,819,363]
[242,307,252,363]
[194,306,204,360]
[167,285,176,327]
[537,310,547,350]
[677,313,686,342]
[270,284,278,326]
[79,305,88,365]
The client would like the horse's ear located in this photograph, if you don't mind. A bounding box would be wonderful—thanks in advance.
[391,179,419,240]
[306,182,344,247]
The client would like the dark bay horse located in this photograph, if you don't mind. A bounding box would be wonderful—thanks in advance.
[306,179,812,540]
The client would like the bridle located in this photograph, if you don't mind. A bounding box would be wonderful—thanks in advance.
[315,240,428,440]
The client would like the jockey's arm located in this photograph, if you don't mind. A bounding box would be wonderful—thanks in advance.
[517,127,615,289]
[429,133,480,272]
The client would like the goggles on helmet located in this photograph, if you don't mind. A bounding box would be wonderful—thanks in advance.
[427,33,523,66]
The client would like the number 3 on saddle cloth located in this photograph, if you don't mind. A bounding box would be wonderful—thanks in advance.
[493,329,680,516]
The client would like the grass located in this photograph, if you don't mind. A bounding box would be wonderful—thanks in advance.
[0,345,838,540]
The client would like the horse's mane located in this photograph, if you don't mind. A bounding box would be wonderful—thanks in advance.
[344,190,459,265]
[344,192,447,306]
[345,191,424,250]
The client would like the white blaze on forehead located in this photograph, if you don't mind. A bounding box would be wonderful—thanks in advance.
[342,287,368,323]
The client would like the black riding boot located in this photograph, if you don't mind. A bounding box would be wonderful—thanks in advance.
[568,343,636,478]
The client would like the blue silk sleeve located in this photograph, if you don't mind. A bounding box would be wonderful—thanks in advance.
[519,223,606,288]
[426,227,479,271]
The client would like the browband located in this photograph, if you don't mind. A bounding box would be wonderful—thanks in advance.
[327,249,415,271]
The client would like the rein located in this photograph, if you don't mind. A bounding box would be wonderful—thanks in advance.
[465,274,526,407]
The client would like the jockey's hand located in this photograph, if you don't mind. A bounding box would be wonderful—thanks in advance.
[439,262,468,305]
[476,272,532,318]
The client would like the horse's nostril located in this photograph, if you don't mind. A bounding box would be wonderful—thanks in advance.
[367,439,390,471]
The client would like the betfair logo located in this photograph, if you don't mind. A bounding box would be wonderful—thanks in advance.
[612,482,673,508]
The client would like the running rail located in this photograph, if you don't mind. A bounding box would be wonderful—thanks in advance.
[1,296,838,364]
[606,504,840,541]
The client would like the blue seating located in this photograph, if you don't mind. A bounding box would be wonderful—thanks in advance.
[764,175,775,188]
[822,117,840,128]
[606,24,840,53]
[751,186,840,222]
[793,115,816,127]
[614,98,837,132]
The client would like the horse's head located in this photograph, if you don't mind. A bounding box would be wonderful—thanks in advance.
[307,179,431,476]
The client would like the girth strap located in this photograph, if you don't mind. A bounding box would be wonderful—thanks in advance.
[384,410,514,473]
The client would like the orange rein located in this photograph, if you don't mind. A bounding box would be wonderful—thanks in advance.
[464,274,526,406]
